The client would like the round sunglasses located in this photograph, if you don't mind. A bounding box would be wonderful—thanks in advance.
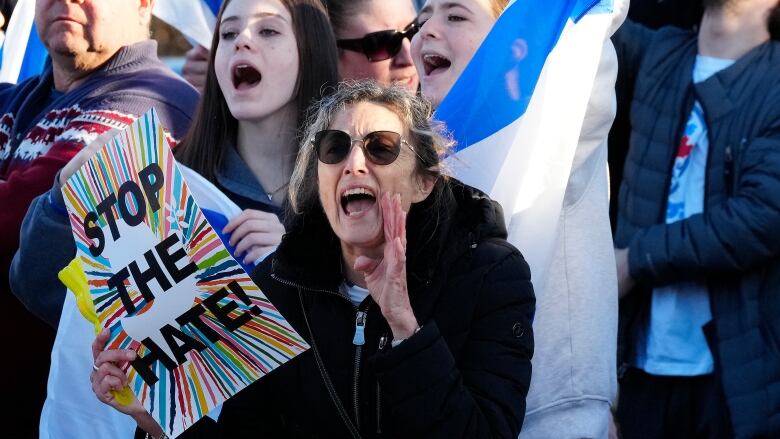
[336,21,419,62]
[312,130,415,165]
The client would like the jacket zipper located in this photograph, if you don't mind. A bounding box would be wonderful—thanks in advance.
[376,333,388,434]
[352,301,373,430]
[271,272,374,432]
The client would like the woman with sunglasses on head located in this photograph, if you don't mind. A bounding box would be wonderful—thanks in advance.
[94,80,535,439]
[181,0,420,94]
[411,1,627,438]
[324,0,420,92]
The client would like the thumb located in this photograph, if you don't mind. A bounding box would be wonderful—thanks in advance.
[354,255,380,274]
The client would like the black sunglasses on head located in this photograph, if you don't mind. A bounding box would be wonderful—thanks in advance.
[312,130,415,165]
[336,21,419,62]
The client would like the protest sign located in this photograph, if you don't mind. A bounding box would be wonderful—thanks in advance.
[61,108,309,437]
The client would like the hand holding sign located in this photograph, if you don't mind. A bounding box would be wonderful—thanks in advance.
[58,259,134,406]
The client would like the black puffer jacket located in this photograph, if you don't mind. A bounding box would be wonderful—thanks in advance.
[176,179,535,438]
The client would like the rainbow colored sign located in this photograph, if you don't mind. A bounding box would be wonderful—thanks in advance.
[61,109,309,437]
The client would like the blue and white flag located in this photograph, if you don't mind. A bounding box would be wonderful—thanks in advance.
[438,0,615,296]
[0,0,47,84]
[153,0,222,49]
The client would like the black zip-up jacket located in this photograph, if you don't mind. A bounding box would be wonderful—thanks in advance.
[613,21,780,438]
[174,179,535,438]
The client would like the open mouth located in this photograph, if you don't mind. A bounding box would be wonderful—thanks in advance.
[423,54,451,76]
[232,64,262,90]
[340,187,377,216]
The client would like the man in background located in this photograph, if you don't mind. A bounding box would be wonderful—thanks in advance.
[614,1,780,437]
[1,0,197,435]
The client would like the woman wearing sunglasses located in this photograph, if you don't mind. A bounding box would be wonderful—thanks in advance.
[98,80,534,438]
[325,0,420,92]
[411,0,626,438]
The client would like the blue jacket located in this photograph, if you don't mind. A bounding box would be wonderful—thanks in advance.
[613,22,780,438]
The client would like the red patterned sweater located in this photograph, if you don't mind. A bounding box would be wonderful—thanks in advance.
[0,40,198,295]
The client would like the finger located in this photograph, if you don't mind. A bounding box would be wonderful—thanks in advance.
[393,194,404,243]
[224,209,278,235]
[243,245,277,264]
[398,200,406,248]
[354,255,380,274]
[100,375,124,395]
[394,236,406,268]
[192,45,210,60]
[234,231,282,256]
[91,328,111,362]
[95,348,136,369]
[381,193,394,243]
[96,361,130,387]
[231,218,284,248]
[182,59,208,75]
[400,209,408,248]
[223,211,249,235]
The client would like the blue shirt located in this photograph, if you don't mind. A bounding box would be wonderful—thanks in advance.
[636,55,735,376]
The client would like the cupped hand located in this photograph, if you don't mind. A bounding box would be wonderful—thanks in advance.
[354,193,419,340]
[223,209,285,264]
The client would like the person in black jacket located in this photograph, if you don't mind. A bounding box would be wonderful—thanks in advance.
[613,1,780,438]
[92,80,535,439]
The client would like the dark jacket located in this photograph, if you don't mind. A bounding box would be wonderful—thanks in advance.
[177,179,535,438]
[613,21,780,438]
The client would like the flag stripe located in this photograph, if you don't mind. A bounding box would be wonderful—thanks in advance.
[441,0,613,294]
[436,0,579,149]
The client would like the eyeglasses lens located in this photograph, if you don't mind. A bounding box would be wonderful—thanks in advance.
[314,130,402,165]
[364,23,418,62]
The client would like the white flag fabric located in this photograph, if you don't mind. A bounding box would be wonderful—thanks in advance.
[153,0,221,49]
[438,0,615,298]
[0,0,47,84]
[0,0,224,84]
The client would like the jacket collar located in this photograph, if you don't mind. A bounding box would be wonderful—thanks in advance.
[695,41,778,121]
[216,143,277,207]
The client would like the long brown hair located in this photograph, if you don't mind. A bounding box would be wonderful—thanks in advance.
[175,0,339,181]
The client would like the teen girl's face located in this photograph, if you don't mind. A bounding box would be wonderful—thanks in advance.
[411,0,496,108]
[214,0,299,122]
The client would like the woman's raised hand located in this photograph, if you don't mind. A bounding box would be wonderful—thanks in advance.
[354,193,419,340]
[223,209,285,265]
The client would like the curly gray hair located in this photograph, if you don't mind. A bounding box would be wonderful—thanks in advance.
[288,80,452,214]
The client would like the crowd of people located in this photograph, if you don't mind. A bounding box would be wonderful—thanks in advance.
[1,0,779,438]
